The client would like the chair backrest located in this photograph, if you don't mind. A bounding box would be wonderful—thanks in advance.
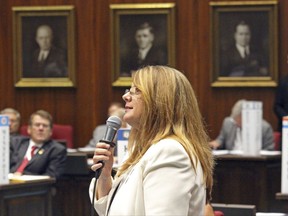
[20,124,74,148]
[273,131,281,151]
[212,203,256,216]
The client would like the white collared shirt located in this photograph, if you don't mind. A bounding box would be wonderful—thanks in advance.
[38,50,49,62]
[24,140,43,160]
[138,44,152,60]
[236,44,249,58]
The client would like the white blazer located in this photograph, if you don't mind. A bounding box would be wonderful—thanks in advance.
[89,138,206,216]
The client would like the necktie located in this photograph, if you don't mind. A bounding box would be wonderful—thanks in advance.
[244,48,249,58]
[16,146,38,173]
[38,52,46,62]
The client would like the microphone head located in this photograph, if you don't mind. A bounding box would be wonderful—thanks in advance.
[106,115,122,130]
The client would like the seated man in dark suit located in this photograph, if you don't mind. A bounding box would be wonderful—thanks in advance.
[209,99,274,151]
[274,73,288,132]
[10,110,67,179]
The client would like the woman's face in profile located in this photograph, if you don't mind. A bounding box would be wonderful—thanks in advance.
[135,28,154,49]
[122,86,144,129]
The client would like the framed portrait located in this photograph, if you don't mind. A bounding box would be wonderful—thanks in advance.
[210,1,278,87]
[110,3,176,87]
[12,6,76,87]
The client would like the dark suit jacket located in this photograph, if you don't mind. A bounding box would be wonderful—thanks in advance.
[10,137,67,179]
[121,46,166,76]
[220,45,267,77]
[26,46,67,78]
[274,75,288,131]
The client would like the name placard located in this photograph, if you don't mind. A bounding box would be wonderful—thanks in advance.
[0,115,9,184]
[117,129,130,165]
[242,101,262,155]
[281,116,288,193]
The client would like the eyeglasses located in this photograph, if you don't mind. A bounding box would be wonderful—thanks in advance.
[124,87,141,96]
[32,123,50,129]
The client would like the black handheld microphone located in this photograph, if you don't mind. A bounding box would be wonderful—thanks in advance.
[95,115,122,179]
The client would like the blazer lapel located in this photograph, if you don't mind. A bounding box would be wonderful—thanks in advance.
[18,141,29,160]
[105,174,126,216]
[28,142,48,165]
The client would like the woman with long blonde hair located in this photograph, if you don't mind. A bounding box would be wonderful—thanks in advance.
[90,65,214,215]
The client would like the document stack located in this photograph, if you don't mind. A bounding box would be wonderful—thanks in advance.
[242,101,262,155]
[281,116,288,193]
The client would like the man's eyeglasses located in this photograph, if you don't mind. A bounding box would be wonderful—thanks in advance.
[32,123,50,129]
[124,87,141,96]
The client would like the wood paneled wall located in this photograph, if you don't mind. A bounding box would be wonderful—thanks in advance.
[0,0,287,147]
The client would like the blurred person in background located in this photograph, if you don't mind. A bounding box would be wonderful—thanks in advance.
[10,110,67,179]
[85,102,128,148]
[274,55,288,133]
[1,108,22,139]
[209,99,274,151]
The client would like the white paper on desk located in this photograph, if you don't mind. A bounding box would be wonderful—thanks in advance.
[67,148,78,153]
[0,115,9,185]
[229,150,244,155]
[212,150,244,155]
[212,150,229,155]
[256,213,287,216]
[8,173,51,182]
[77,147,95,152]
[260,150,281,156]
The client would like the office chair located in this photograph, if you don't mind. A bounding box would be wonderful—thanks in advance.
[20,124,74,148]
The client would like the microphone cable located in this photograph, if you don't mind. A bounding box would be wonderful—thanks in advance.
[90,140,115,216]
[90,115,121,216]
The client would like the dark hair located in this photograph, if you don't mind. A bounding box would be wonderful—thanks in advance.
[136,22,154,35]
[29,110,53,128]
[234,21,250,33]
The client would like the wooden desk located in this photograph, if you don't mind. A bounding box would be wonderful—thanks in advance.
[0,178,55,216]
[276,193,288,200]
[52,152,119,216]
[54,153,283,215]
[53,175,93,216]
[212,154,282,212]
[276,193,288,213]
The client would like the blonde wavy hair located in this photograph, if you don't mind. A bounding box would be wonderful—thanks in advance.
[117,65,214,200]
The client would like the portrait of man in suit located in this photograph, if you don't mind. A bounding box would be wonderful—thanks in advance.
[13,8,75,87]
[119,16,169,77]
[25,24,67,78]
[219,21,268,77]
[120,22,166,76]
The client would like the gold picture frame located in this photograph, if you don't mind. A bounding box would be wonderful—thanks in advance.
[110,3,176,87]
[210,1,278,87]
[13,6,76,87]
